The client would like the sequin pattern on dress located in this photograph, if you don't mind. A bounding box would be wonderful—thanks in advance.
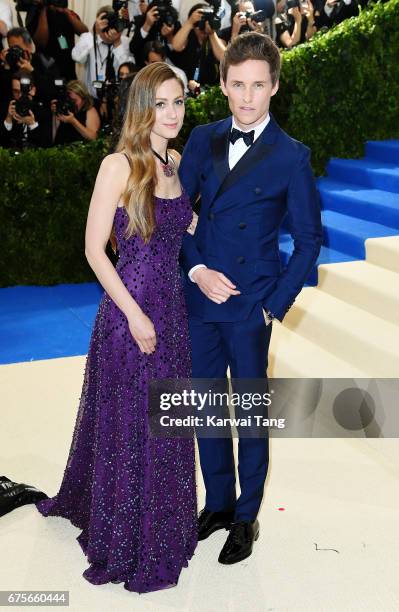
[36,190,198,593]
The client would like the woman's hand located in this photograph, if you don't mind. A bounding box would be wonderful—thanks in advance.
[128,311,157,354]
[187,212,198,235]
[57,111,76,124]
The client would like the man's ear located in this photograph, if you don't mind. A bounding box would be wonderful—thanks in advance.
[271,79,279,97]
[220,78,227,96]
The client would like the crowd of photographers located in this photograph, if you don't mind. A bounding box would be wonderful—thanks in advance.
[0,0,369,150]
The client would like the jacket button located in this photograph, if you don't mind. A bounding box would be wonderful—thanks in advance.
[208,212,215,220]
[254,187,262,195]
[237,256,245,264]
[238,222,246,229]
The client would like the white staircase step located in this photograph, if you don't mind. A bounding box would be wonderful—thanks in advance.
[268,322,367,378]
[366,236,399,273]
[282,288,399,376]
[317,261,399,325]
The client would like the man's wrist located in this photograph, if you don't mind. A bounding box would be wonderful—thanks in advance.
[188,264,207,282]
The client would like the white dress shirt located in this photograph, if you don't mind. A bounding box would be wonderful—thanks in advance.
[188,113,271,281]
[71,33,135,98]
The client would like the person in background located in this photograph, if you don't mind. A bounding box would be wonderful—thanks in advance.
[0,27,62,111]
[219,0,269,45]
[178,0,232,29]
[172,3,226,94]
[143,39,188,92]
[25,0,88,81]
[72,6,135,101]
[118,60,137,79]
[52,79,100,145]
[275,0,316,48]
[1,71,52,149]
[129,0,181,69]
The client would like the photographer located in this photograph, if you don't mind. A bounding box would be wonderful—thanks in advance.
[275,0,316,48]
[0,27,62,111]
[218,0,269,45]
[129,0,181,69]
[0,71,52,149]
[25,0,88,81]
[323,0,362,26]
[51,79,100,145]
[143,39,188,91]
[71,6,135,102]
[172,3,225,93]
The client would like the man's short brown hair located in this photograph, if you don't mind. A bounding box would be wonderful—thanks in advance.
[220,32,281,86]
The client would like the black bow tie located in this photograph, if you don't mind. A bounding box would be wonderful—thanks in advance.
[229,127,255,147]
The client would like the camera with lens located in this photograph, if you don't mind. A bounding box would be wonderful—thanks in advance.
[53,79,76,115]
[244,9,266,22]
[15,77,33,117]
[286,0,301,9]
[197,0,222,31]
[102,0,130,33]
[152,0,177,28]
[6,45,25,72]
[103,80,121,102]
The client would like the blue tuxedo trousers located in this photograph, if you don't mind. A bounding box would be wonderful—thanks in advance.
[189,302,272,522]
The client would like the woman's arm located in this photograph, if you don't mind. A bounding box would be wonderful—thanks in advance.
[71,106,100,141]
[85,154,156,353]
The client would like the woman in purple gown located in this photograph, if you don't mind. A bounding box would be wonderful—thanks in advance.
[36,63,198,593]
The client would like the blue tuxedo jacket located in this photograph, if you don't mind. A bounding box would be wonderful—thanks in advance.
[179,113,323,323]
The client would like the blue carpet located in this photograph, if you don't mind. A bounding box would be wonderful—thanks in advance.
[1,139,398,364]
[0,283,103,364]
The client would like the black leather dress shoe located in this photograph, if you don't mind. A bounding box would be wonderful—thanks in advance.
[198,508,235,541]
[218,519,260,564]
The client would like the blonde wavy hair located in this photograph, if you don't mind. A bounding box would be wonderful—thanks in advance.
[66,80,93,112]
[115,62,184,244]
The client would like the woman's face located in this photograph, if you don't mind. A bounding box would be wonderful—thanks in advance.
[68,90,83,110]
[151,78,185,141]
[119,66,131,80]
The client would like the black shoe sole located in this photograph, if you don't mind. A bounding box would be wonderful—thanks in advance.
[198,521,232,541]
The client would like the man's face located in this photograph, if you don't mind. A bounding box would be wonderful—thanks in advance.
[11,79,35,100]
[220,59,279,130]
[238,1,255,14]
[8,35,32,57]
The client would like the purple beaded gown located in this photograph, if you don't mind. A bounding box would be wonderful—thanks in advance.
[36,189,198,593]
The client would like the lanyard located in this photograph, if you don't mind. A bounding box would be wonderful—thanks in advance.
[93,32,110,81]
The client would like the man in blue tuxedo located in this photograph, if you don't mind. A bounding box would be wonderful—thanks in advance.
[179,32,322,565]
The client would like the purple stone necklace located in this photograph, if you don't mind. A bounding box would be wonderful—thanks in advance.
[151,148,175,177]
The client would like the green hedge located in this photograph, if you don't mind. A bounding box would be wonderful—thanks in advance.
[1,0,398,287]
[0,139,108,286]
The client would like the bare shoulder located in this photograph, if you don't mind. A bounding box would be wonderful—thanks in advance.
[100,151,130,170]
[94,153,130,197]
[168,149,181,168]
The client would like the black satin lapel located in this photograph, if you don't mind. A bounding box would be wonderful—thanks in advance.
[211,128,230,185]
[217,136,274,197]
